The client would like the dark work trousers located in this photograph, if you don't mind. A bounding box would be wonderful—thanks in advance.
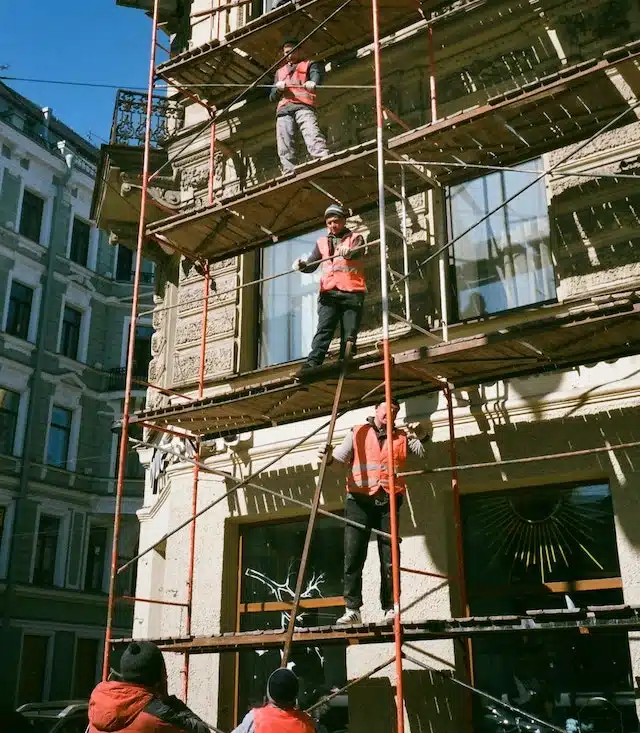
[306,289,365,366]
[343,491,403,611]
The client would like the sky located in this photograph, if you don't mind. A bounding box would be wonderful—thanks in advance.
[0,1,168,147]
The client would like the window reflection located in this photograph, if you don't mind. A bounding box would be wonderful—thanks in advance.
[449,161,556,319]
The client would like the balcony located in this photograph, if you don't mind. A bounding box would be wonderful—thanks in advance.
[90,90,184,262]
[106,366,150,392]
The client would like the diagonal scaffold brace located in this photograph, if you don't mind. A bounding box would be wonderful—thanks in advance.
[281,342,353,666]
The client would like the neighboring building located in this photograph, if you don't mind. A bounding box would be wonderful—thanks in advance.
[0,82,152,707]
[94,1,640,732]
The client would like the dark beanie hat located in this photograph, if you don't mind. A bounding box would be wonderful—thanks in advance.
[267,668,299,707]
[120,641,166,686]
[324,203,347,219]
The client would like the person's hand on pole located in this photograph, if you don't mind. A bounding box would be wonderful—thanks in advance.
[292,257,307,272]
[304,80,316,91]
[275,80,286,92]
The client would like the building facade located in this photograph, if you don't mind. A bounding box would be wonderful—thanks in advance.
[0,83,150,707]
[95,1,640,731]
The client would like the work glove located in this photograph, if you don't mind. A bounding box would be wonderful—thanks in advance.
[405,421,430,441]
[336,242,352,258]
[318,444,333,464]
[275,80,286,91]
[304,80,316,91]
[292,257,306,271]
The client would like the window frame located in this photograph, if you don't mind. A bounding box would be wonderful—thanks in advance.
[68,216,91,268]
[18,188,45,244]
[5,280,34,341]
[45,404,73,469]
[0,387,21,456]
[446,158,557,323]
[59,304,83,361]
[31,513,62,586]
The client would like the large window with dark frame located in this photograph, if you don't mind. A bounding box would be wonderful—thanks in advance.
[6,280,33,340]
[0,388,20,456]
[462,482,638,733]
[46,405,72,468]
[448,159,556,320]
[69,216,91,267]
[19,189,45,243]
[259,229,323,368]
[236,518,348,732]
[60,305,82,360]
[32,514,61,586]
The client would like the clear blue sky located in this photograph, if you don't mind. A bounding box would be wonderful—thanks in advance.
[0,1,168,146]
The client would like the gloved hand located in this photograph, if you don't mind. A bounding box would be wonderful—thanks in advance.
[304,80,316,91]
[275,80,286,92]
[405,421,430,441]
[336,242,352,258]
[318,444,333,463]
[292,257,306,271]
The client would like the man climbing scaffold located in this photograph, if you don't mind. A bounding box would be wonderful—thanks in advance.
[321,399,429,624]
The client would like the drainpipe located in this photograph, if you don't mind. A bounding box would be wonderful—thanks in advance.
[0,146,74,705]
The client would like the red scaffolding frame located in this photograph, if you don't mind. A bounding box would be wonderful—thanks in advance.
[101,0,640,728]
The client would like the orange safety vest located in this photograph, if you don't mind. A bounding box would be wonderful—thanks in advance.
[347,423,408,496]
[317,232,367,293]
[254,705,316,733]
[276,61,316,111]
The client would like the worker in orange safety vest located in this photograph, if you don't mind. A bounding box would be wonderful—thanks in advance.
[321,399,429,624]
[231,668,327,733]
[270,38,330,173]
[293,203,367,379]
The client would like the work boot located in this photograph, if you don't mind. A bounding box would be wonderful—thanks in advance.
[336,608,362,625]
[382,608,396,624]
[295,361,322,381]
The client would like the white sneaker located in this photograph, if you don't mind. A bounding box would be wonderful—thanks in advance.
[382,608,396,623]
[336,608,362,625]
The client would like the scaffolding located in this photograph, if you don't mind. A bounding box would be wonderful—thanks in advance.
[101,0,640,731]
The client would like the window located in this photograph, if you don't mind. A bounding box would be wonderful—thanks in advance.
[236,518,347,729]
[46,406,72,468]
[73,638,100,698]
[17,634,50,704]
[259,229,323,367]
[462,483,638,732]
[448,160,555,320]
[69,217,91,267]
[115,245,134,282]
[0,388,20,455]
[60,305,82,360]
[19,189,45,243]
[33,515,61,585]
[0,505,6,549]
[6,281,33,339]
[133,324,153,377]
[84,525,108,592]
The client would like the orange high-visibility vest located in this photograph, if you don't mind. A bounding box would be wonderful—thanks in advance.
[317,232,367,293]
[347,424,408,496]
[276,61,316,111]
[254,705,316,733]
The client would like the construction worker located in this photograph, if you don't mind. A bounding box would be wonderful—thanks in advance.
[88,641,208,733]
[232,668,326,733]
[293,204,366,378]
[322,399,429,624]
[270,38,330,173]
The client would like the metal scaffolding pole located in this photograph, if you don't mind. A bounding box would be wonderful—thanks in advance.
[372,0,405,730]
[102,0,161,680]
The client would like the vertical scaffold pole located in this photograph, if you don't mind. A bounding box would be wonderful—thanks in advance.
[102,0,161,680]
[372,0,405,731]
[183,266,210,700]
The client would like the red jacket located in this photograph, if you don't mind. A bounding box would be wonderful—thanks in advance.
[346,423,408,495]
[88,681,208,733]
[276,61,316,111]
[254,704,316,733]
[317,233,366,293]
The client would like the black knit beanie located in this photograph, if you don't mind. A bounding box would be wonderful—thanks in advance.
[120,641,167,686]
[267,668,299,707]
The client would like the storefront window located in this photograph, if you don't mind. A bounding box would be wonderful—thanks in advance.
[236,518,347,731]
[462,483,637,733]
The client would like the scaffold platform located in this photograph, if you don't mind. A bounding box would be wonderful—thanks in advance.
[147,44,640,260]
[112,603,640,654]
[132,292,640,437]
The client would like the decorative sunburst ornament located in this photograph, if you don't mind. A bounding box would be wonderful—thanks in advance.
[473,488,610,583]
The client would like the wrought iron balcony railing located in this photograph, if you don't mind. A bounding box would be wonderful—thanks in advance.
[110,89,184,147]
